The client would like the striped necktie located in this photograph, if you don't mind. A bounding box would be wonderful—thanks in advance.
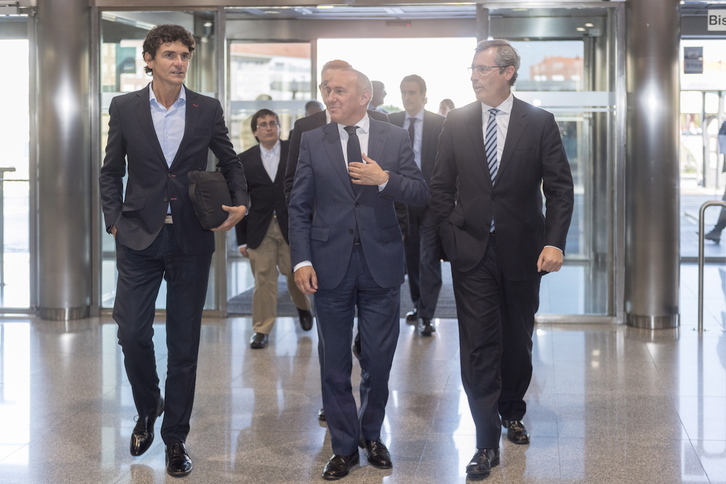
[485,108,499,184]
[486,108,499,233]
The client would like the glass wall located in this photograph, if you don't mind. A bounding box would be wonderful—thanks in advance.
[680,39,726,261]
[0,37,30,309]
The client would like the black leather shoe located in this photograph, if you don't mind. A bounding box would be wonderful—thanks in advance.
[130,398,164,456]
[359,438,392,469]
[465,448,500,479]
[318,407,326,421]
[405,308,418,323]
[503,419,530,445]
[705,229,722,243]
[322,452,359,480]
[352,332,361,359]
[298,308,314,331]
[418,318,435,336]
[166,442,193,477]
[250,332,269,349]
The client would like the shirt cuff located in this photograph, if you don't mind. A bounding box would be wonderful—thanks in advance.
[294,261,312,272]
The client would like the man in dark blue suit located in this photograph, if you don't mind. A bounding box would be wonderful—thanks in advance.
[388,75,445,335]
[99,25,248,478]
[288,68,428,480]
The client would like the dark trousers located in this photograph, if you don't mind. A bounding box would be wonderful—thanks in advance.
[452,235,540,448]
[114,225,212,444]
[315,245,401,455]
[403,206,443,319]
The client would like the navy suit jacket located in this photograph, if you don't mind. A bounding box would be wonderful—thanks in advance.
[235,140,290,248]
[99,85,249,256]
[288,118,429,290]
[284,109,388,202]
[430,97,574,278]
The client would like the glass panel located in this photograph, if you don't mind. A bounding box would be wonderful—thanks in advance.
[225,42,312,307]
[99,11,217,310]
[0,38,30,309]
[680,40,726,260]
[312,33,612,316]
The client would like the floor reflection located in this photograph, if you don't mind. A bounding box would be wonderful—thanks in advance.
[0,312,726,483]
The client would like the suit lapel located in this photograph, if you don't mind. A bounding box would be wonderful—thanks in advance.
[322,123,355,198]
[171,87,200,170]
[134,86,165,165]
[274,142,289,183]
[498,97,528,178]
[466,103,490,186]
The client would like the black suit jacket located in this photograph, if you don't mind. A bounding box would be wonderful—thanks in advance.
[235,140,291,249]
[388,110,445,184]
[430,97,574,279]
[284,109,389,201]
[99,85,249,256]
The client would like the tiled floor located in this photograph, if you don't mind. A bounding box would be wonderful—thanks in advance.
[2,265,726,483]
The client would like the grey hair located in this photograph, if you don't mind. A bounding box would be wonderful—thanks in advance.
[337,67,373,95]
[474,39,520,86]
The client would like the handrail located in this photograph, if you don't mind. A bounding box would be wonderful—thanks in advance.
[697,200,726,332]
[0,167,16,295]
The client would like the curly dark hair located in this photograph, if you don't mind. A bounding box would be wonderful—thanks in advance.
[142,24,195,75]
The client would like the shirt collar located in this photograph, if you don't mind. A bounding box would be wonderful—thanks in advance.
[337,113,370,136]
[148,82,186,108]
[407,108,425,122]
[481,92,513,115]
[260,139,281,157]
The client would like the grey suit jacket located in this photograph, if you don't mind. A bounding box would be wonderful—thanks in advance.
[429,97,574,278]
[288,118,429,289]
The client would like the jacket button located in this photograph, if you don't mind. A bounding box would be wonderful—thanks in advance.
[163,197,168,202]
[348,229,354,235]
[355,202,360,208]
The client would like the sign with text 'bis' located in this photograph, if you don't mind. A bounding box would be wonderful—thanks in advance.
[708,10,726,31]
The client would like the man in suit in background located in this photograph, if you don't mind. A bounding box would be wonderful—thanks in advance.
[289,68,428,480]
[389,75,445,336]
[369,80,389,114]
[235,109,313,349]
[99,24,249,478]
[284,60,389,204]
[429,39,574,480]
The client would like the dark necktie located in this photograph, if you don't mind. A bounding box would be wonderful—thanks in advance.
[344,125,362,164]
[407,118,416,144]
[485,108,499,184]
[344,125,362,194]
[485,108,499,232]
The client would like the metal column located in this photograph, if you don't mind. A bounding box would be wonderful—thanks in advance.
[624,0,680,329]
[35,0,91,320]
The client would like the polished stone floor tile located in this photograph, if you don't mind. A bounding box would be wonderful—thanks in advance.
[2,314,726,483]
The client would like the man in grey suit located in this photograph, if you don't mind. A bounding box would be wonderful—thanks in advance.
[430,39,574,479]
[289,68,428,480]
[388,75,445,336]
[99,24,248,478]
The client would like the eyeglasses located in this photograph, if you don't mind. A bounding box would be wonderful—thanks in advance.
[255,122,279,130]
[468,65,509,76]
